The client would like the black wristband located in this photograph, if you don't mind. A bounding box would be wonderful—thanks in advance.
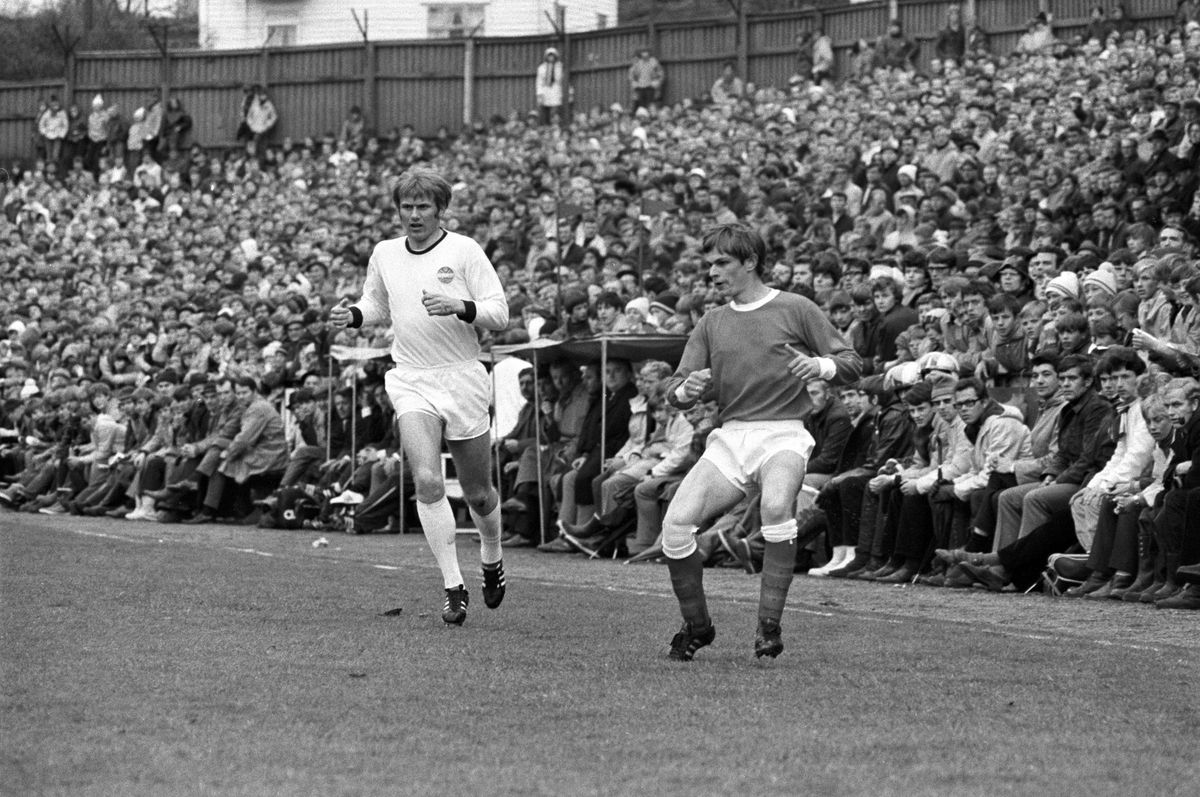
[348,306,364,329]
[456,300,477,324]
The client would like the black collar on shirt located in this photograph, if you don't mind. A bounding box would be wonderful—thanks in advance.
[405,229,447,255]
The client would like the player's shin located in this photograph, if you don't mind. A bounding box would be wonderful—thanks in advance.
[470,499,503,565]
[418,495,464,589]
[759,520,799,623]
[664,522,709,627]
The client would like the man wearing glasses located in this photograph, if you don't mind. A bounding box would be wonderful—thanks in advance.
[986,354,1112,554]
[939,376,1032,555]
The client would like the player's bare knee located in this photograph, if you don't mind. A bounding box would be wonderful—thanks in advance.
[461,483,493,513]
[759,495,794,528]
[412,471,445,504]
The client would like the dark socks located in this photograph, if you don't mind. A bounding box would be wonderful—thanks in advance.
[667,550,709,628]
[965,532,993,553]
[759,540,795,624]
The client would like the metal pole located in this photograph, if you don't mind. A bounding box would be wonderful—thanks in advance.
[463,37,475,128]
[350,376,357,464]
[600,337,607,470]
[554,164,563,333]
[325,353,333,463]
[533,349,546,545]
[397,417,405,533]
[490,350,502,499]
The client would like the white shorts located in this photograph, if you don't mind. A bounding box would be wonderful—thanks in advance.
[701,420,815,493]
[385,360,491,441]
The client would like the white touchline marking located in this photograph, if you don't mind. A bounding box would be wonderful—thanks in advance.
[40,525,1173,654]
[228,547,275,557]
[67,529,151,544]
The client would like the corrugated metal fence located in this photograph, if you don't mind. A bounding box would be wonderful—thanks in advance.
[0,0,1182,161]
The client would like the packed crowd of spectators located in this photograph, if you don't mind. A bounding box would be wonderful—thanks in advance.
[5,6,1200,609]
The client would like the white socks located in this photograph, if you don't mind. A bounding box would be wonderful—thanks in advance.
[471,500,503,566]
[809,545,855,577]
[418,496,463,589]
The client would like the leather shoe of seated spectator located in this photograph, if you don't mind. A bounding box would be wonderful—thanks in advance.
[1064,572,1109,598]
[827,554,870,579]
[1086,573,1133,600]
[959,562,1011,592]
[183,511,216,525]
[866,562,903,581]
[1155,583,1200,610]
[1146,580,1180,602]
[853,560,895,581]
[500,497,528,514]
[942,564,977,588]
[935,548,981,566]
[876,565,918,584]
[1175,563,1200,585]
[146,486,182,502]
[917,571,945,587]
[536,536,576,553]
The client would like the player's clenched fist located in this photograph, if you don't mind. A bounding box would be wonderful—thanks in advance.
[329,298,353,328]
[422,290,465,317]
[677,367,712,401]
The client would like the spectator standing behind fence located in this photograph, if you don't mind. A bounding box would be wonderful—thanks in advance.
[142,92,164,155]
[340,106,366,153]
[85,95,111,171]
[710,62,744,106]
[160,98,192,154]
[1085,6,1110,44]
[850,39,875,82]
[812,27,834,84]
[875,19,918,74]
[536,47,564,126]
[64,104,87,168]
[935,5,967,65]
[1017,12,1056,54]
[793,32,814,83]
[239,85,278,145]
[1177,0,1200,29]
[104,102,126,166]
[37,96,68,165]
[126,108,147,170]
[628,48,664,112]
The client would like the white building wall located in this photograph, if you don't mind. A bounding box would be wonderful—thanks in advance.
[199,0,617,49]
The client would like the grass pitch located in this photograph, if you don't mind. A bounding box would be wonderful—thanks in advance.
[2,513,1197,797]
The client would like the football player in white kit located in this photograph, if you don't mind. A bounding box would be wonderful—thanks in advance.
[331,168,510,625]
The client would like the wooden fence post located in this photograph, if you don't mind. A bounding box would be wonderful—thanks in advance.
[463,37,475,127]
[737,10,749,81]
[364,40,377,127]
[64,51,76,108]
[161,50,171,103]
